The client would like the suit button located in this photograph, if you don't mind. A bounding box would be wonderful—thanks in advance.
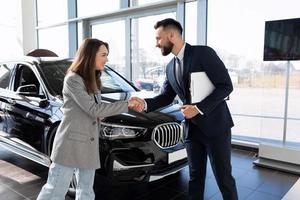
[90,137,94,141]
[92,121,97,125]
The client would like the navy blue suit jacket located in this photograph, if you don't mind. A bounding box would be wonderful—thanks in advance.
[145,43,234,138]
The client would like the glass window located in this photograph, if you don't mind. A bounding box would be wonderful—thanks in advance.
[77,21,83,48]
[38,25,69,58]
[287,61,300,147]
[131,12,176,93]
[15,65,45,97]
[101,67,136,93]
[77,0,120,17]
[40,60,136,96]
[0,0,23,59]
[130,0,164,7]
[0,26,22,59]
[0,64,13,89]
[36,0,67,26]
[92,20,126,76]
[207,0,300,145]
[40,60,70,96]
[185,1,197,45]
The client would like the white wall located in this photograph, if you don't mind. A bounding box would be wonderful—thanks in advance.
[20,0,37,55]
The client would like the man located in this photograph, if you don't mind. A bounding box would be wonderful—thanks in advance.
[133,18,238,200]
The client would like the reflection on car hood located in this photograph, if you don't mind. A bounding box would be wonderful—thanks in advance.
[101,91,184,127]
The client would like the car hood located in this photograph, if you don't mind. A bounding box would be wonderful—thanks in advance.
[101,90,185,128]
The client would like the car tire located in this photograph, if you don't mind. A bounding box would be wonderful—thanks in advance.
[47,125,77,198]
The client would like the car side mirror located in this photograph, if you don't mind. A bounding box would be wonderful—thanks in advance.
[16,84,38,96]
[39,99,49,108]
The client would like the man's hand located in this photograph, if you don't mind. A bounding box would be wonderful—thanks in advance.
[128,97,145,112]
[180,105,199,119]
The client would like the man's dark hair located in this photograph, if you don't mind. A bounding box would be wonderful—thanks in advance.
[154,18,183,35]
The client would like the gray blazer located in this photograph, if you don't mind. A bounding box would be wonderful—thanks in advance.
[50,72,128,169]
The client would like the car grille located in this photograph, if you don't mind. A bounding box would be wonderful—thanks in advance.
[152,123,183,149]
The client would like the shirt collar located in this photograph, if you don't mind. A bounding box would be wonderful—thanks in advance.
[176,43,186,62]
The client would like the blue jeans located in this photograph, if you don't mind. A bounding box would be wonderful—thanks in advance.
[37,163,95,200]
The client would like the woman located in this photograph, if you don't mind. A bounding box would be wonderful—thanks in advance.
[37,38,140,200]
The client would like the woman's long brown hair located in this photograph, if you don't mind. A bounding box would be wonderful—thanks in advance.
[67,38,109,94]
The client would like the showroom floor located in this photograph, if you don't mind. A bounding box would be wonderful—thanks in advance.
[0,145,299,200]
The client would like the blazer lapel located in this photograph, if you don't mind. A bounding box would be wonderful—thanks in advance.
[182,43,193,102]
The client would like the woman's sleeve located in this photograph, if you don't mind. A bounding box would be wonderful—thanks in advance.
[63,74,128,118]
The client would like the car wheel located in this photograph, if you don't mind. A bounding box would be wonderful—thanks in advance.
[47,125,77,198]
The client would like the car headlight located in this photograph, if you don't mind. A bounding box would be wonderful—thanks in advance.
[100,122,147,140]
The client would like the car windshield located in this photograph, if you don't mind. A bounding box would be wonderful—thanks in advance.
[40,60,136,96]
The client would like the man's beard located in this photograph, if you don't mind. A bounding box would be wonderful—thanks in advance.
[161,41,174,56]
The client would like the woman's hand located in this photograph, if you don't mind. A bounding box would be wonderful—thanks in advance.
[128,97,145,112]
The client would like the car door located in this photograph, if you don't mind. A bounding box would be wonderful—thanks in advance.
[4,63,51,152]
[0,63,14,137]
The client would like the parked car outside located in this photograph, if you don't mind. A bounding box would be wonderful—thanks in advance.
[136,66,238,92]
[0,55,187,196]
[135,78,160,91]
[135,66,166,92]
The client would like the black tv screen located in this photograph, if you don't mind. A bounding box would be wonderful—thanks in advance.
[263,18,300,61]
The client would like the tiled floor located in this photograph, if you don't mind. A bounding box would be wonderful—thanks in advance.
[0,145,299,200]
[282,179,300,200]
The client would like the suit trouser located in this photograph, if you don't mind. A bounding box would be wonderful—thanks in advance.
[185,126,238,200]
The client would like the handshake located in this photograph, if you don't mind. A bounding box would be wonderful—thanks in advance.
[128,97,145,112]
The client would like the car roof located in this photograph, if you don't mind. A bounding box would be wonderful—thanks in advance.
[0,49,71,64]
[38,57,72,63]
[0,56,72,65]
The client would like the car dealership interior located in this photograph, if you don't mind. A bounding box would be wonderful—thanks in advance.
[1,0,300,199]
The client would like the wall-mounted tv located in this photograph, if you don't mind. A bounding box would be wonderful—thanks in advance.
[263,18,300,61]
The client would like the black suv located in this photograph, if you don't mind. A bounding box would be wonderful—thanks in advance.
[0,56,187,192]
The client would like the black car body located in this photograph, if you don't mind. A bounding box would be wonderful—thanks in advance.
[0,56,187,185]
